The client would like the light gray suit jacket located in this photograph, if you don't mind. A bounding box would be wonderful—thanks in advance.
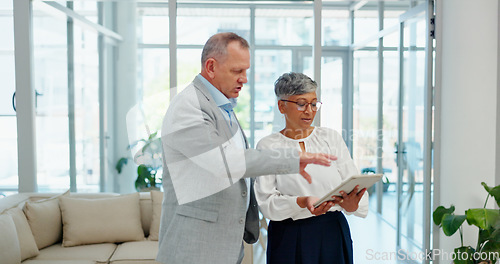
[156,77,299,264]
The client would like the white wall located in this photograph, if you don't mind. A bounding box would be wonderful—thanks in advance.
[436,0,499,256]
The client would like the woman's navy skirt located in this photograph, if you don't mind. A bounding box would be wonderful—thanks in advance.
[267,211,353,264]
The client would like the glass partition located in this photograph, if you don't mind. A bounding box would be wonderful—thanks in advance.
[138,48,170,133]
[254,49,292,142]
[136,6,170,141]
[318,55,344,131]
[0,0,18,196]
[72,1,98,22]
[399,14,427,251]
[255,8,313,46]
[73,26,100,192]
[33,4,71,192]
[29,1,117,193]
[381,48,399,228]
[350,3,433,263]
[322,9,349,46]
[302,53,345,132]
[138,6,169,44]
[176,49,201,94]
[353,50,378,175]
[178,7,250,45]
[384,9,405,29]
[354,9,379,44]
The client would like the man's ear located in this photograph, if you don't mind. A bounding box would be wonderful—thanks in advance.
[278,100,286,114]
[205,58,216,79]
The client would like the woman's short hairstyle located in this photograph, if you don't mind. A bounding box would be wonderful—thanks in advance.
[201,32,249,66]
[274,72,317,99]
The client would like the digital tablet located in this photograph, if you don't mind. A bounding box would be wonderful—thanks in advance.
[313,174,383,208]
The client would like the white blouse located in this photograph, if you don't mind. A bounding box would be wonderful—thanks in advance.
[254,127,369,221]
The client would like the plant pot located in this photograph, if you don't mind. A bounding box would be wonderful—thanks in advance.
[383,182,390,192]
[367,182,390,195]
[453,246,475,264]
[138,186,161,192]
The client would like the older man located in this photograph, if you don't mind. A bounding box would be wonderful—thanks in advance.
[157,32,335,264]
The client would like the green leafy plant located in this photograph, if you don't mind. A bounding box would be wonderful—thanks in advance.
[366,175,390,195]
[433,182,500,264]
[361,168,391,194]
[116,132,163,191]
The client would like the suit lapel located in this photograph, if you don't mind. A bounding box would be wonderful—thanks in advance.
[192,77,251,187]
[232,113,249,149]
[192,77,235,139]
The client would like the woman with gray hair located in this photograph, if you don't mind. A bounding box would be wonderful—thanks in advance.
[254,72,369,264]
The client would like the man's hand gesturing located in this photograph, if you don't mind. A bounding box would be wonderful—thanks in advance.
[298,152,337,183]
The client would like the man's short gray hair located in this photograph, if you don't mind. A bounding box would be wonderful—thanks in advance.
[274,72,317,100]
[201,32,249,66]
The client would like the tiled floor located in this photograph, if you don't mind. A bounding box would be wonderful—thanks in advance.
[348,192,423,264]
[253,191,425,264]
[348,211,422,264]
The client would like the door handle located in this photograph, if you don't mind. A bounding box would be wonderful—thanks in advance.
[35,90,42,108]
[12,90,43,112]
[12,92,16,112]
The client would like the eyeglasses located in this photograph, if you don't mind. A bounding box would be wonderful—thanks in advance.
[280,99,322,112]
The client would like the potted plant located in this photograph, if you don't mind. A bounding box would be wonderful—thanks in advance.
[115,131,163,192]
[433,182,500,264]
[361,167,391,194]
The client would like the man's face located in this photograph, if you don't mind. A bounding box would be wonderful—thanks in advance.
[212,41,250,98]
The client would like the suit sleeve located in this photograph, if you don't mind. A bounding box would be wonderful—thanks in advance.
[162,87,299,204]
[253,138,306,221]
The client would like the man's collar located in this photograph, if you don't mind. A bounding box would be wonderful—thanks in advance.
[197,74,237,110]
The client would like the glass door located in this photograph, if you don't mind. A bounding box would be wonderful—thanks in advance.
[348,3,434,263]
[33,2,71,192]
[31,1,115,193]
[396,10,432,260]
[0,0,18,196]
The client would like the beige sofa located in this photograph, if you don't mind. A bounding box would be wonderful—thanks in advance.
[0,191,164,264]
[0,191,254,264]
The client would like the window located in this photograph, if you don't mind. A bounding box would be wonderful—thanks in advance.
[322,9,349,46]
[33,4,71,192]
[0,0,17,196]
[30,1,114,193]
[255,8,312,46]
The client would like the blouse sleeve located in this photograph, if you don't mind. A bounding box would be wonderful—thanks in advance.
[329,129,369,218]
[254,175,303,221]
[253,138,303,221]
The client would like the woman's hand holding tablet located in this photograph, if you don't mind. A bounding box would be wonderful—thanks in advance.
[313,174,383,208]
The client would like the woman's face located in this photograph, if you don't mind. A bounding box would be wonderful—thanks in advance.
[278,92,318,132]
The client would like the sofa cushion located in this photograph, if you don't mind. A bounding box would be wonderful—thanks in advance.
[6,207,39,260]
[22,261,97,264]
[148,191,163,241]
[0,193,30,214]
[0,213,21,264]
[29,243,117,263]
[139,192,153,237]
[23,190,69,249]
[110,261,161,264]
[69,193,119,199]
[59,193,145,247]
[109,241,159,263]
